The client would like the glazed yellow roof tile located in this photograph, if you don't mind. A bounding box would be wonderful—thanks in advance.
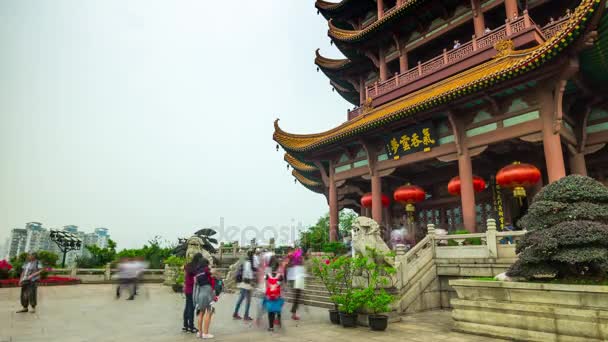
[284,153,318,172]
[316,0,352,12]
[292,170,323,188]
[315,49,351,70]
[328,0,426,42]
[274,0,600,153]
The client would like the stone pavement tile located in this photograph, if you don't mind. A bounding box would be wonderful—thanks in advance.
[1,285,503,342]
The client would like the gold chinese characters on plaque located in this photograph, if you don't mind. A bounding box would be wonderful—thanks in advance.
[385,121,438,160]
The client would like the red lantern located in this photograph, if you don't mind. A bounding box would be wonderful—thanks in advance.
[394,185,426,212]
[496,162,541,199]
[360,193,390,208]
[447,176,486,196]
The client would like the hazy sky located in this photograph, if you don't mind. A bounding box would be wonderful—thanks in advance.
[0,1,352,249]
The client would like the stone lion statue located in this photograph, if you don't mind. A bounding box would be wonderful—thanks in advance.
[186,236,214,266]
[352,217,394,266]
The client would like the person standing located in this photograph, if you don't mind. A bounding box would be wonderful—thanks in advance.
[263,257,284,332]
[287,247,304,320]
[233,250,255,320]
[193,256,217,339]
[182,254,202,333]
[16,253,43,313]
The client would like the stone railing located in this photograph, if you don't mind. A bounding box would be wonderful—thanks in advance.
[48,264,165,284]
[366,13,536,99]
[429,219,526,260]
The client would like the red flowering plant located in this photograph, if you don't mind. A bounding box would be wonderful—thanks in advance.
[0,260,12,280]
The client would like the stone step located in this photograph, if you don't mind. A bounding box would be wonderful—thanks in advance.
[283,296,334,310]
[282,291,332,303]
[283,288,330,297]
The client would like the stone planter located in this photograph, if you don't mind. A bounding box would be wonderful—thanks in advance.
[450,279,608,342]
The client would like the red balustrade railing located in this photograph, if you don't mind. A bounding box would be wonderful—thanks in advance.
[366,13,538,99]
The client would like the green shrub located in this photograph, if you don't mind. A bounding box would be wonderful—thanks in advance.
[533,175,608,203]
[164,255,185,268]
[518,201,608,231]
[321,242,348,255]
[447,230,482,246]
[508,175,608,280]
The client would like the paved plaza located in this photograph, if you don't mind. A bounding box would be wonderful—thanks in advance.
[0,285,505,342]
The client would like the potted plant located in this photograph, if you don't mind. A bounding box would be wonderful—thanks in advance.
[331,255,366,328]
[365,288,393,331]
[358,248,396,331]
[311,257,341,324]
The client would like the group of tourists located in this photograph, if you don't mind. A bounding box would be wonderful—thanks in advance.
[180,247,306,339]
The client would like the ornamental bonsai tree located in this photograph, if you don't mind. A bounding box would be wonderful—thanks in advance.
[507,175,608,281]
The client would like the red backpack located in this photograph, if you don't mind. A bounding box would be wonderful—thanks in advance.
[265,274,281,300]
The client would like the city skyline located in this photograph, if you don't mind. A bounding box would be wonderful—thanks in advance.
[0,1,342,249]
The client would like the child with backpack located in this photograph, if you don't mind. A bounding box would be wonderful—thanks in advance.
[262,256,284,332]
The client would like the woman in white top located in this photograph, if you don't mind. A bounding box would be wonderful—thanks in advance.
[232,250,256,320]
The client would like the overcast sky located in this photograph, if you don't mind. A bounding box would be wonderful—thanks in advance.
[0,1,352,249]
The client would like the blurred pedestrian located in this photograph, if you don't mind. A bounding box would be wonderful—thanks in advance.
[193,256,217,339]
[116,257,136,300]
[16,253,43,313]
[286,247,304,320]
[233,250,255,321]
[263,257,284,332]
[182,253,202,333]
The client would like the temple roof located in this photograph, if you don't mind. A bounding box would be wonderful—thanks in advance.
[292,170,324,193]
[315,49,353,71]
[581,3,608,86]
[315,0,374,21]
[274,0,602,153]
[328,0,428,43]
[284,153,318,173]
[314,49,373,105]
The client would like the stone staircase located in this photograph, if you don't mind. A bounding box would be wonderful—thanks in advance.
[282,276,334,310]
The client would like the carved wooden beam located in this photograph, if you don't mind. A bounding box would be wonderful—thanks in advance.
[364,51,380,68]
[313,161,330,187]
[553,57,579,134]
[447,111,463,155]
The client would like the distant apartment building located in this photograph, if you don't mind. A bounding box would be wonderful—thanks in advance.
[6,223,110,265]
[7,228,28,259]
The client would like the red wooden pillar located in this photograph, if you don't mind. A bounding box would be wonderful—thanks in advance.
[505,0,518,20]
[458,148,477,232]
[379,48,388,82]
[539,89,566,183]
[328,166,339,242]
[399,50,408,74]
[359,77,365,105]
[371,175,383,224]
[471,0,486,37]
[377,0,384,19]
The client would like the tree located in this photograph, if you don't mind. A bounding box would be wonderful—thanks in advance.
[507,175,608,280]
[116,236,174,268]
[76,239,117,268]
[299,209,359,252]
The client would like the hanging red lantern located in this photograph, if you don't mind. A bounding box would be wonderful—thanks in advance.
[393,184,426,213]
[447,176,486,196]
[360,193,390,208]
[496,162,541,199]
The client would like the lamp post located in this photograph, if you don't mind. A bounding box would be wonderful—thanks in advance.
[49,230,82,268]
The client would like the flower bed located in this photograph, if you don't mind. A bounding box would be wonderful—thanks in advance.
[0,276,81,288]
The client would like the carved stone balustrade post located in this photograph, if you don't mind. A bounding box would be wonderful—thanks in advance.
[486,218,498,258]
